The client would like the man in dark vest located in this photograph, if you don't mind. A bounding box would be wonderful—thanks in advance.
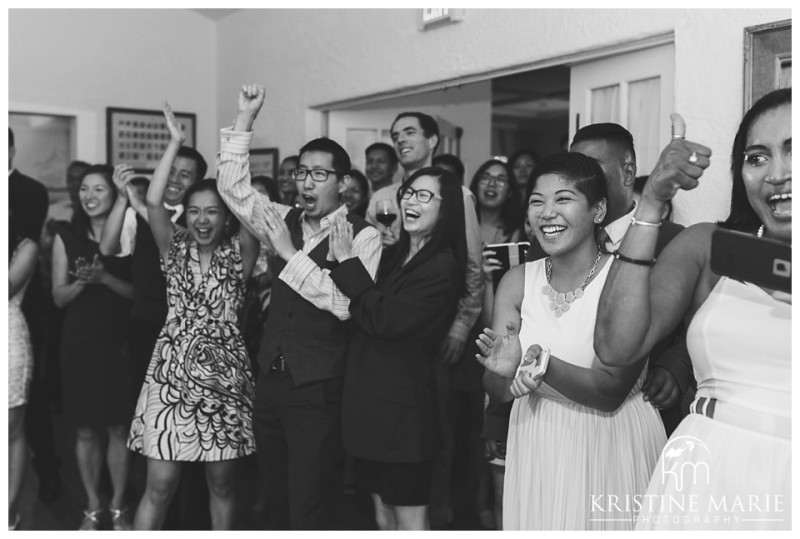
[217,84,382,530]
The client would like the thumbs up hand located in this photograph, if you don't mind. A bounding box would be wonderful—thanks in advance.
[644,113,713,204]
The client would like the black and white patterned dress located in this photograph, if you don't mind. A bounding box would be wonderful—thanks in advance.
[128,231,255,461]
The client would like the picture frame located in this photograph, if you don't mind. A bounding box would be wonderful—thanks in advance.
[743,19,791,112]
[249,148,280,179]
[106,106,197,172]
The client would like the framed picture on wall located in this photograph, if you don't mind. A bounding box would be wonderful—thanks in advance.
[743,19,791,112]
[106,107,197,172]
[249,148,279,179]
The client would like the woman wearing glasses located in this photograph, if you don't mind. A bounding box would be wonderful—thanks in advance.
[328,166,467,530]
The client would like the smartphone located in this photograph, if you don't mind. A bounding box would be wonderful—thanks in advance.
[710,228,791,294]
[485,241,531,290]
[515,346,550,380]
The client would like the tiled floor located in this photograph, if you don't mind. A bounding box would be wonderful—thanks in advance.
[14,401,491,531]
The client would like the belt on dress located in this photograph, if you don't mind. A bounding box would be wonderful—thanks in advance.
[270,354,288,373]
[690,396,790,440]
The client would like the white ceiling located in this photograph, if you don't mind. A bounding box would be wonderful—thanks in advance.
[193,9,240,21]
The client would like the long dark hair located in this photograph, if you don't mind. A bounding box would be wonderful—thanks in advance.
[382,166,467,300]
[70,164,116,239]
[469,158,522,238]
[720,88,791,233]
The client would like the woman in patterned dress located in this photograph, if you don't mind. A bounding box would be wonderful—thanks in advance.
[128,104,259,530]
[8,216,38,530]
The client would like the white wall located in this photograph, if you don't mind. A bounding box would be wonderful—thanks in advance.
[214,8,791,225]
[9,9,219,168]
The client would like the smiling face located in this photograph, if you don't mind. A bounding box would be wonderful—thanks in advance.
[185,189,228,249]
[79,173,115,218]
[391,116,437,173]
[296,151,345,222]
[476,163,511,210]
[165,155,199,206]
[365,147,396,188]
[743,103,791,242]
[401,174,442,239]
[528,173,605,257]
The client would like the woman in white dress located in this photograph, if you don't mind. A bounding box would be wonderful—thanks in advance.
[476,152,666,530]
[595,89,791,530]
[8,219,39,530]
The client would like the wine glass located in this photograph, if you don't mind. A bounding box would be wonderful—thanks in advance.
[375,199,397,227]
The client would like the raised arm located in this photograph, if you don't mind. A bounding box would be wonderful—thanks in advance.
[9,239,39,298]
[146,102,183,262]
[595,114,712,367]
[217,84,288,243]
[99,165,136,256]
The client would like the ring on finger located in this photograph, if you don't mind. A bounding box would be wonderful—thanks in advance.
[672,134,685,140]
[688,151,698,164]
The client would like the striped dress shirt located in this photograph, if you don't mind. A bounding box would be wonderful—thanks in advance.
[216,128,382,321]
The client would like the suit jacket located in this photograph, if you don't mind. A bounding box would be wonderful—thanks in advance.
[483,219,691,440]
[331,249,459,463]
[9,169,49,322]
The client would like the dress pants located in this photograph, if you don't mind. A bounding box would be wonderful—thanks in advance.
[253,368,343,530]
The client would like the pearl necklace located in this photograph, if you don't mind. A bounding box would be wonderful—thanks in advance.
[542,250,602,318]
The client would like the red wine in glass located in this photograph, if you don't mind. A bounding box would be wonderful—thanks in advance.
[376,200,397,227]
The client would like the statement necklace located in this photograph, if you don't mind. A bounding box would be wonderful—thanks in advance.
[542,250,602,318]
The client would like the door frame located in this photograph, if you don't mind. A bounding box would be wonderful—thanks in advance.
[312,31,675,113]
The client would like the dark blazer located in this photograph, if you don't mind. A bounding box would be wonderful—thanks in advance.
[331,249,459,463]
[483,219,691,440]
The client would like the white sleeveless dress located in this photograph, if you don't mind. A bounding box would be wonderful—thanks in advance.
[503,259,667,530]
[635,277,791,530]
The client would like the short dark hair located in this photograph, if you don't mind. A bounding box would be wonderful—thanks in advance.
[344,168,370,217]
[721,88,791,233]
[529,152,609,225]
[365,142,398,166]
[469,158,522,238]
[509,149,540,169]
[432,154,465,183]
[251,175,281,202]
[298,138,351,176]
[177,146,208,182]
[391,112,440,154]
[571,123,636,163]
[70,164,117,237]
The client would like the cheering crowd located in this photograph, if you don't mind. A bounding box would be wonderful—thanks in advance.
[8,85,791,531]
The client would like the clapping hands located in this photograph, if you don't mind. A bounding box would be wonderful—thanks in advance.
[329,215,354,262]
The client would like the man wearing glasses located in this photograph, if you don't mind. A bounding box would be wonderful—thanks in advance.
[217,85,381,530]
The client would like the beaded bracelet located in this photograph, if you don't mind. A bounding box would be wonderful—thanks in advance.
[630,216,662,228]
[612,250,656,267]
